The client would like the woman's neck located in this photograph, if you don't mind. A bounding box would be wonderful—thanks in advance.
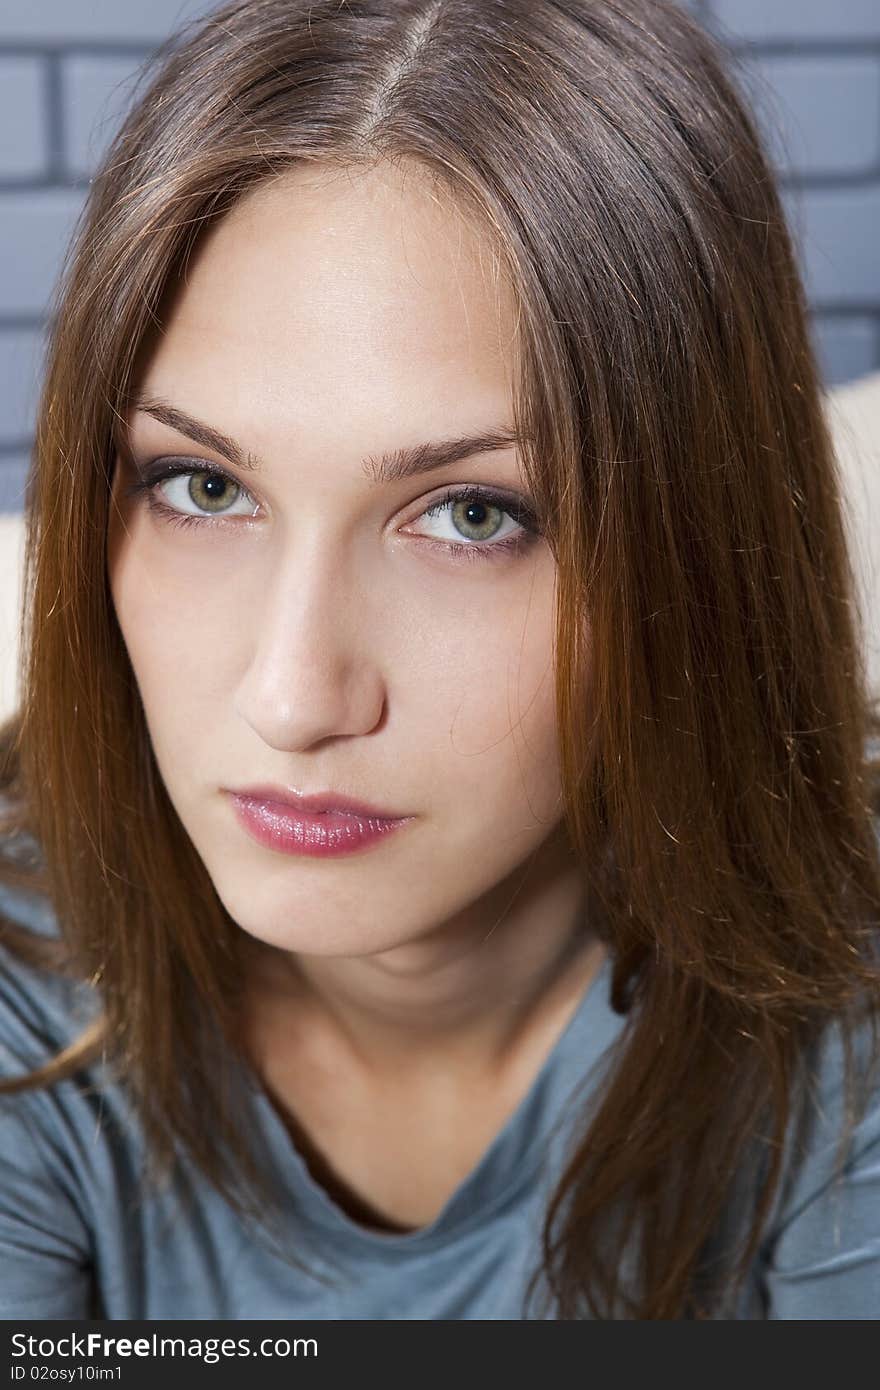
[238,827,606,1085]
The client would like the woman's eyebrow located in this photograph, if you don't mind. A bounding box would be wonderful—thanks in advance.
[130,397,521,485]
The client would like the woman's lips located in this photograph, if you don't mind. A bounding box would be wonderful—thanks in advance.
[228,792,415,858]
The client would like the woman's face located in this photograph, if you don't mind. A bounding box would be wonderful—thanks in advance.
[108,161,573,961]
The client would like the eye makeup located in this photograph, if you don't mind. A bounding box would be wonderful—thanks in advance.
[121,456,544,565]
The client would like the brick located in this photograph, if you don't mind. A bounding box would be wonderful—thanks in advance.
[741,55,880,177]
[811,315,879,389]
[0,57,48,180]
[0,454,30,514]
[0,190,85,316]
[0,327,45,446]
[709,0,880,41]
[0,0,218,43]
[62,55,144,181]
[782,184,880,304]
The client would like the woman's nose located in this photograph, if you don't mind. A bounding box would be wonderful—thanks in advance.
[232,542,386,752]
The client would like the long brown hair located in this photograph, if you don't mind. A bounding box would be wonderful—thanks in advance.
[2,0,879,1319]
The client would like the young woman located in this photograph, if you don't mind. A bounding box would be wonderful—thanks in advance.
[1,0,879,1320]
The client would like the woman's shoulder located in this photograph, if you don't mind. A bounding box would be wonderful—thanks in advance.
[750,999,880,1317]
[788,1002,880,1195]
[0,886,111,1308]
[0,871,101,1073]
[0,843,113,1317]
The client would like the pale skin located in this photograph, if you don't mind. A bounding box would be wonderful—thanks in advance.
[107,159,606,1231]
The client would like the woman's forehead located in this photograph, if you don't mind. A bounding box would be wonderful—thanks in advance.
[151,163,516,368]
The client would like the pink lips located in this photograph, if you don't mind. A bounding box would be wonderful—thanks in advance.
[229,783,405,819]
[226,787,414,858]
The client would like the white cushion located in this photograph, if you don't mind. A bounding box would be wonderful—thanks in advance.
[824,371,880,700]
[0,511,25,724]
[1,373,879,723]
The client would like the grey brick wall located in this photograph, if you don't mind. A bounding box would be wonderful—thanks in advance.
[703,0,880,417]
[0,0,877,511]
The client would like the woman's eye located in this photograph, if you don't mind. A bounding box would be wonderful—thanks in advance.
[412,488,540,561]
[125,462,542,563]
[142,467,257,523]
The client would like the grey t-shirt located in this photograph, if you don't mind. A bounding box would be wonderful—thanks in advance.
[1,874,879,1319]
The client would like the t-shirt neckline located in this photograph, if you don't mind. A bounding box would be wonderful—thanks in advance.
[245,944,620,1252]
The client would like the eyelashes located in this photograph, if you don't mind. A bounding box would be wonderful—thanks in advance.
[121,458,543,565]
